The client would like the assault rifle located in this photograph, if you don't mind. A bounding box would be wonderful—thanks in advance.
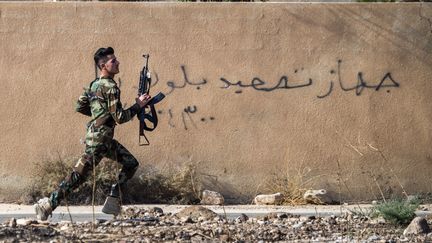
[138,54,165,146]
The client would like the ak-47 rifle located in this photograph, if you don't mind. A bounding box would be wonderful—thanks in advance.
[137,54,165,146]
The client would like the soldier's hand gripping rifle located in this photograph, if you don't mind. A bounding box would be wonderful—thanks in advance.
[138,54,165,146]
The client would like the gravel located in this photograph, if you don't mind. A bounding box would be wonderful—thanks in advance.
[0,206,431,242]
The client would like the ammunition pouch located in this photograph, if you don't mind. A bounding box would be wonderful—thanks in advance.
[94,115,115,128]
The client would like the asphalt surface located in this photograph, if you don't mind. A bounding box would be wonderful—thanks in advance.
[0,204,431,223]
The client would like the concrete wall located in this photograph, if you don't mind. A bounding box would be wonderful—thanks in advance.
[1,2,432,203]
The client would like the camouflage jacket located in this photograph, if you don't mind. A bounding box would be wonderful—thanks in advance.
[75,77,141,147]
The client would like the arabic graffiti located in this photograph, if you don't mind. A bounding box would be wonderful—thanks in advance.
[165,65,207,95]
[220,76,313,93]
[219,60,400,98]
[161,60,400,98]
[148,59,401,132]
[316,60,400,99]
[157,105,215,130]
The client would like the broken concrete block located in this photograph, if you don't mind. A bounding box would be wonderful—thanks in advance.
[253,193,283,205]
[404,217,430,236]
[16,218,36,226]
[200,190,224,205]
[303,189,333,204]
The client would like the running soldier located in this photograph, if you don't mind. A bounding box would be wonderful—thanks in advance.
[34,47,151,220]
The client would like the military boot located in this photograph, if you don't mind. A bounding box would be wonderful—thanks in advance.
[34,197,53,221]
[102,184,121,215]
[102,196,121,216]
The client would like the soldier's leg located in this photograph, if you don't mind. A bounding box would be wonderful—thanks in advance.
[49,146,105,210]
[107,140,139,199]
[102,140,139,215]
[34,148,105,220]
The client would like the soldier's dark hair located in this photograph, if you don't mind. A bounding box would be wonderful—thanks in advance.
[94,47,114,70]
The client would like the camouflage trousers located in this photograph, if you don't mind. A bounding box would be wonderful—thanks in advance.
[49,137,139,210]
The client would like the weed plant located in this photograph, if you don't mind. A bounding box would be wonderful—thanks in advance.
[373,198,419,225]
[263,165,323,205]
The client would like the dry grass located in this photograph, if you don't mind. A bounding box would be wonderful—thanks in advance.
[30,157,203,205]
[261,164,324,205]
[128,162,202,204]
[30,157,117,205]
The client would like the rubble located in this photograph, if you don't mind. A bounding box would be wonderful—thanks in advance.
[1,207,432,242]
[174,205,220,222]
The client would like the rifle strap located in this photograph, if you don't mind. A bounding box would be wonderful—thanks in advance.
[139,121,150,146]
[141,104,158,132]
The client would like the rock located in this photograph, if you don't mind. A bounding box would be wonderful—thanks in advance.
[16,218,35,226]
[9,218,16,228]
[149,207,164,215]
[277,212,290,219]
[299,216,311,222]
[253,193,283,205]
[370,216,386,224]
[219,234,229,241]
[257,220,266,226]
[37,220,50,226]
[367,235,380,241]
[235,213,249,223]
[303,189,333,204]
[292,222,303,229]
[403,217,430,236]
[58,220,72,226]
[60,225,69,231]
[197,216,207,222]
[215,227,224,235]
[96,219,107,224]
[174,206,219,222]
[264,212,292,220]
[213,216,223,222]
[120,222,134,227]
[325,217,337,225]
[263,212,278,220]
[200,190,224,205]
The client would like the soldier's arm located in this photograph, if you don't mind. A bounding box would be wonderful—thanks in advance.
[106,87,141,124]
[75,91,92,116]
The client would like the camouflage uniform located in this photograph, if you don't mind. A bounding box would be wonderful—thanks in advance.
[49,77,141,210]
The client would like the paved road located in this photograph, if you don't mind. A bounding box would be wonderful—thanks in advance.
[0,204,430,223]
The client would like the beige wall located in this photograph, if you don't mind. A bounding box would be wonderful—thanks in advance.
[1,2,431,202]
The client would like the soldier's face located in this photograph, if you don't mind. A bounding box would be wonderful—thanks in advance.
[103,54,120,75]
